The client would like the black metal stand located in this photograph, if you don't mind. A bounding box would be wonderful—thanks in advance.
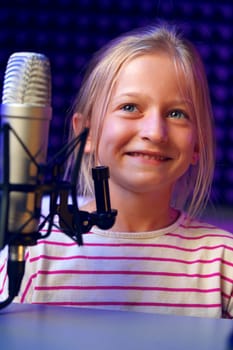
[0,123,117,308]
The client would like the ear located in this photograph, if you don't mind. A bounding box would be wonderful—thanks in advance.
[72,113,92,154]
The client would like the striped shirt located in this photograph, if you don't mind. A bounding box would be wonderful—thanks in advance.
[0,212,233,318]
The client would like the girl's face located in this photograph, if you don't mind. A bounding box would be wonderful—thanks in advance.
[97,53,198,197]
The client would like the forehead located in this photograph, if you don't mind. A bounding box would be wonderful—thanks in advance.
[112,53,189,98]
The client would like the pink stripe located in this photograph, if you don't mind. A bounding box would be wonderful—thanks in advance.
[33,269,221,278]
[166,232,233,240]
[40,227,95,235]
[33,301,221,308]
[20,273,37,302]
[222,259,233,267]
[24,251,30,261]
[20,270,230,305]
[0,259,8,295]
[221,275,233,284]
[0,258,7,273]
[0,272,8,295]
[37,269,233,284]
[29,254,232,267]
[25,269,232,289]
[35,240,233,253]
[221,291,231,300]
[37,240,77,247]
[35,285,220,293]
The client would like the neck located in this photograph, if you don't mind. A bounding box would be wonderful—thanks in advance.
[111,197,178,232]
[108,184,179,232]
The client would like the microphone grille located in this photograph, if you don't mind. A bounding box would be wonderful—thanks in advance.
[2,52,51,106]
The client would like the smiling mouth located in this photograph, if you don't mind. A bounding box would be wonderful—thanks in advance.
[127,152,172,161]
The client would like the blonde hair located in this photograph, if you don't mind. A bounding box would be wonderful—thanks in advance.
[67,21,215,219]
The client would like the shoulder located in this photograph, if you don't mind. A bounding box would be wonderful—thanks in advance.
[178,213,233,245]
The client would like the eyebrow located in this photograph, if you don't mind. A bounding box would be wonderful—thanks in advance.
[114,92,144,98]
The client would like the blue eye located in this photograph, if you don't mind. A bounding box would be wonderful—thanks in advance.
[121,104,137,112]
[168,110,187,119]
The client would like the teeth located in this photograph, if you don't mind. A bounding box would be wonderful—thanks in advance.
[132,152,167,160]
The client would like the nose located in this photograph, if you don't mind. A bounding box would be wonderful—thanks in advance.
[138,109,168,144]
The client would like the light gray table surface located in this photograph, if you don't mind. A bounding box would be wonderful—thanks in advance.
[0,303,232,350]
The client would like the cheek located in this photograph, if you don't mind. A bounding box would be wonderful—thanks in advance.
[98,119,130,154]
[186,133,197,150]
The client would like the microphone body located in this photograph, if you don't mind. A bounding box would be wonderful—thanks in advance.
[0,52,52,243]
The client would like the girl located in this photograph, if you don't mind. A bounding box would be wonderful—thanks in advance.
[1,21,233,318]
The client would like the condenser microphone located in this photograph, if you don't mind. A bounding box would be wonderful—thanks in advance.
[0,52,52,240]
[0,52,52,304]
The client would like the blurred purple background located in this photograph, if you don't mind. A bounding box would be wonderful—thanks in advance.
[0,0,232,215]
